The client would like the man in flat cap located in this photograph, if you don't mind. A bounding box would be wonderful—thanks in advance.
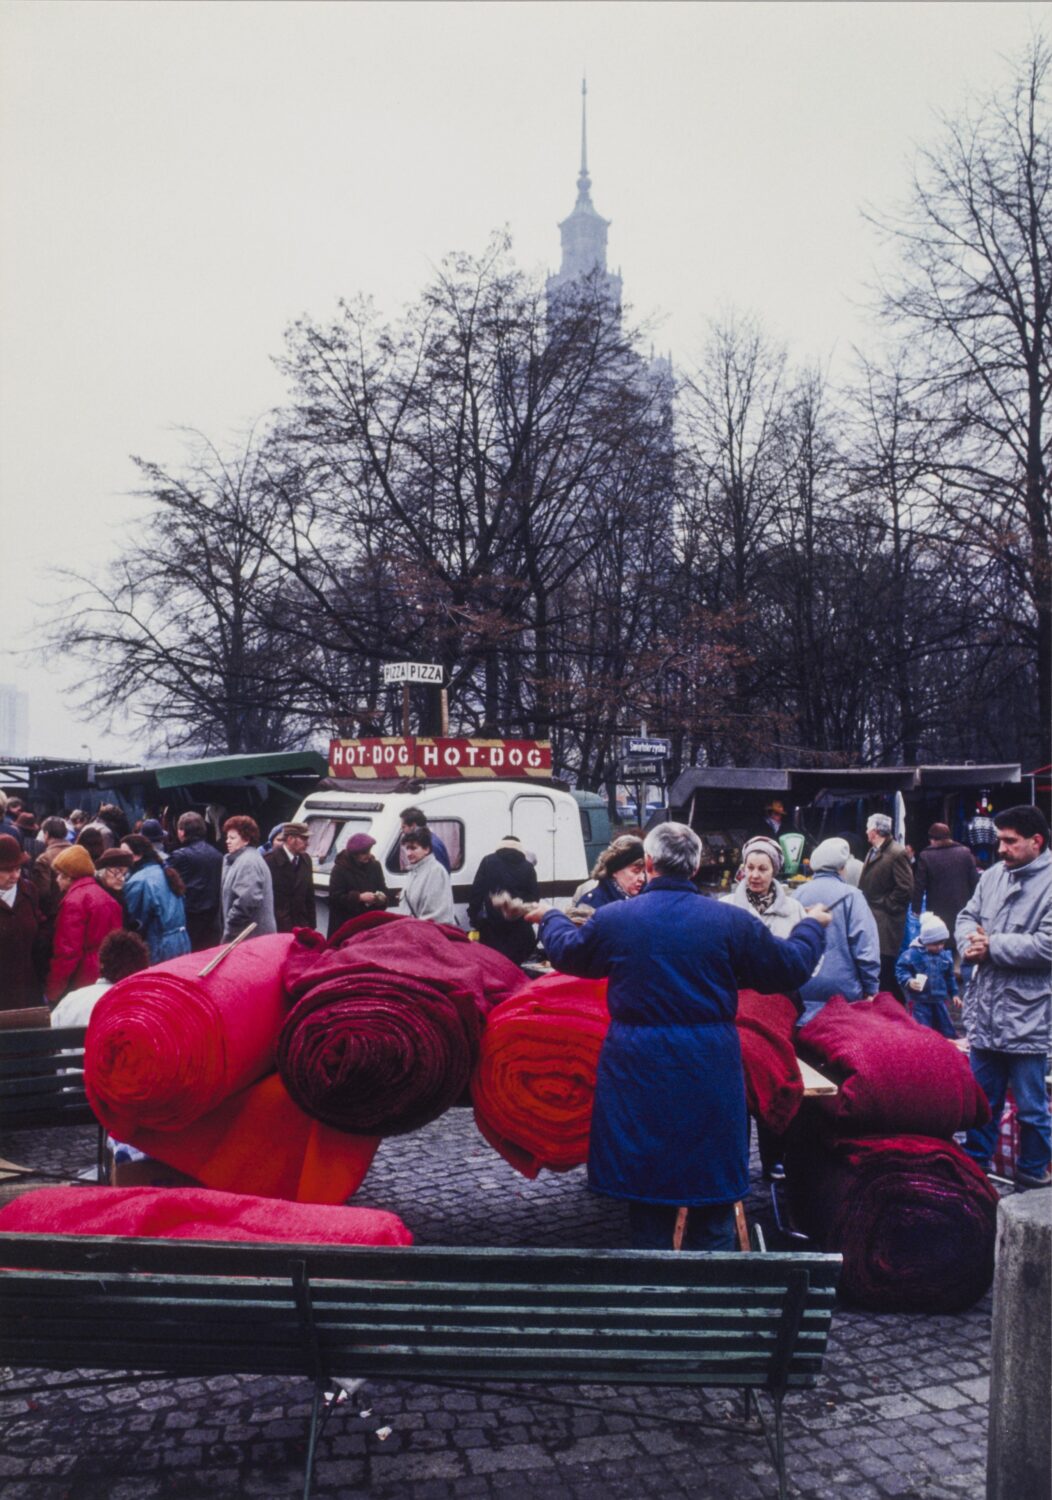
[264,821,316,932]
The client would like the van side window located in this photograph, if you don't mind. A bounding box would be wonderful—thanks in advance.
[385,819,465,873]
[579,810,592,841]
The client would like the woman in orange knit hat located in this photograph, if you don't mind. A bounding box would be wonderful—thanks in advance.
[45,844,122,1003]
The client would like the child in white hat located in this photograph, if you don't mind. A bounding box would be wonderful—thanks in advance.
[894,911,960,1038]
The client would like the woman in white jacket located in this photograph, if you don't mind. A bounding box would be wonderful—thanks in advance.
[400,827,455,925]
[720,835,805,937]
[720,834,805,1181]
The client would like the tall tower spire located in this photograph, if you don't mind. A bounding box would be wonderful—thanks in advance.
[546,77,623,317]
[578,76,590,199]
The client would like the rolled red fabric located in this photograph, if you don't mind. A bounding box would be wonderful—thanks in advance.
[785,1129,998,1312]
[0,1183,411,1245]
[279,919,526,1136]
[796,992,990,1138]
[736,989,804,1135]
[124,1072,381,1204]
[471,973,610,1178]
[85,934,295,1141]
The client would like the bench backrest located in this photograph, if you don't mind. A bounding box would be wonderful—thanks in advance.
[0,1236,840,1394]
[0,1027,95,1131]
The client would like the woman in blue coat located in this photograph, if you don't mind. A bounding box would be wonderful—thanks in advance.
[536,823,828,1250]
[122,835,191,965]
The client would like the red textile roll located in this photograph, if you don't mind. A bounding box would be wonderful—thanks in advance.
[85,935,295,1141]
[470,973,610,1178]
[0,1183,411,1245]
[736,990,804,1135]
[124,1072,381,1204]
[785,1130,998,1312]
[797,993,990,1138]
[278,918,526,1136]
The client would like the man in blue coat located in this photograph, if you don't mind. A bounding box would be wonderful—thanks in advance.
[534,822,829,1250]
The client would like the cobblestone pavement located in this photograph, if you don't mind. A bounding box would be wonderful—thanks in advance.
[0,1114,998,1500]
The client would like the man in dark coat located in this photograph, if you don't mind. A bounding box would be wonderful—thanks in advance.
[168,811,224,951]
[859,813,914,998]
[533,822,829,1251]
[468,835,540,965]
[912,822,979,954]
[0,833,47,1008]
[264,821,316,932]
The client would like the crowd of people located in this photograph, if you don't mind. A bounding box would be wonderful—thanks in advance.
[1,785,1048,1234]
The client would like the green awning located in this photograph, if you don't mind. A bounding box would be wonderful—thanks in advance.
[152,751,327,789]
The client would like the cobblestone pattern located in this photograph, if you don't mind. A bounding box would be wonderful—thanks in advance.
[0,1114,997,1499]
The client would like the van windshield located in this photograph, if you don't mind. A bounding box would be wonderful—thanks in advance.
[305,817,374,868]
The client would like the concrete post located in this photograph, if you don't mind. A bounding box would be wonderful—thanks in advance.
[987,1190,1051,1500]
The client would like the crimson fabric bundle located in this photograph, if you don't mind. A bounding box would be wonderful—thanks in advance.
[471,972,610,1177]
[796,993,990,1137]
[85,934,295,1139]
[788,995,996,1311]
[84,934,381,1204]
[784,1131,998,1312]
[278,917,526,1136]
[0,1184,412,1246]
[735,990,804,1135]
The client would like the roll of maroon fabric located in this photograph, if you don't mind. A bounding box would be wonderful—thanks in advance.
[736,989,804,1135]
[471,972,611,1178]
[85,934,296,1141]
[0,1183,412,1246]
[785,1129,998,1312]
[796,993,990,1138]
[278,918,526,1136]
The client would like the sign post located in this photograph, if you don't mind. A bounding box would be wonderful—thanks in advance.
[382,662,445,738]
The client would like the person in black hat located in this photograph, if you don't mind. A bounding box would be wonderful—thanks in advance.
[578,839,646,913]
[264,822,316,932]
[328,832,389,933]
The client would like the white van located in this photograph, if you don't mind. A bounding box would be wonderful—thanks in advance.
[293,780,590,935]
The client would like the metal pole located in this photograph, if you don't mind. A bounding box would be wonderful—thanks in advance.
[402,684,410,738]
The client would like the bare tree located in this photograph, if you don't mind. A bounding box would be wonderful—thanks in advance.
[46,433,305,755]
[871,37,1052,763]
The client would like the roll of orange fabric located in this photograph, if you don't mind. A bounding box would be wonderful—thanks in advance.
[470,972,610,1178]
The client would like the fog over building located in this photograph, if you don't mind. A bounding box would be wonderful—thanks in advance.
[0,684,30,756]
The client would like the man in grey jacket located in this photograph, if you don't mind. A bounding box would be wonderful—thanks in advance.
[957,804,1051,1190]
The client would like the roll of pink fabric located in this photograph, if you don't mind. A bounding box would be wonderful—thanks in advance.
[85,934,295,1140]
[0,1183,412,1246]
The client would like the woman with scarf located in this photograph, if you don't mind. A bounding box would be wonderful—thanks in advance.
[720,835,805,936]
[721,835,806,1180]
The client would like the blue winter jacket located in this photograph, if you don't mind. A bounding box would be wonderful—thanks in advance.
[539,877,825,1207]
[895,943,957,1006]
[793,871,880,1016]
[124,862,191,965]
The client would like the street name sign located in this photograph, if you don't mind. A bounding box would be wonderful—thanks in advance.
[622,736,672,760]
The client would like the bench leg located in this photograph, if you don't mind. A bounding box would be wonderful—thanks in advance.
[753,1391,789,1500]
[302,1378,325,1500]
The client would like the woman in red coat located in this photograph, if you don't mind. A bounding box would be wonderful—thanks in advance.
[45,844,122,1003]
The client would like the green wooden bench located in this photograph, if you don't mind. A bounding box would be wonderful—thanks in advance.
[0,1025,107,1186]
[0,1234,840,1499]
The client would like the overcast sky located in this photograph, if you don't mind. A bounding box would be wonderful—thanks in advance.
[0,0,1044,761]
